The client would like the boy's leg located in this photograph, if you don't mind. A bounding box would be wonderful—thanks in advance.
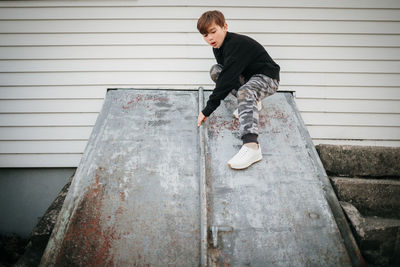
[209,64,246,97]
[228,74,278,169]
[258,75,279,102]
[210,64,222,83]
[237,74,279,144]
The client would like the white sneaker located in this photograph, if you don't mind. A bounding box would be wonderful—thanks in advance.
[227,145,263,170]
[233,101,262,119]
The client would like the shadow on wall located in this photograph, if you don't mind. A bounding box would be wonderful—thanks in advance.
[0,168,76,266]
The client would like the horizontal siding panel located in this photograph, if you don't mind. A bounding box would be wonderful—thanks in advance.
[301,112,400,126]
[0,86,107,99]
[0,154,81,167]
[0,0,399,9]
[0,72,209,86]
[0,113,98,126]
[0,33,204,46]
[296,99,400,113]
[0,99,104,113]
[0,126,92,140]
[0,140,86,153]
[1,72,399,87]
[282,73,400,86]
[1,59,399,74]
[0,59,214,72]
[0,46,213,59]
[1,7,400,21]
[1,20,399,34]
[2,33,399,47]
[280,60,400,74]
[308,125,400,140]
[0,87,191,99]
[1,46,398,60]
[291,86,400,100]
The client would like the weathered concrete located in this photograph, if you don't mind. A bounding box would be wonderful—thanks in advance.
[15,174,73,267]
[331,177,400,219]
[340,201,400,266]
[316,144,400,177]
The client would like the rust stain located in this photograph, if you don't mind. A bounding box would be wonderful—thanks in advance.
[209,248,220,266]
[209,247,233,267]
[208,110,286,135]
[271,109,288,122]
[208,115,239,135]
[115,206,124,215]
[129,95,143,104]
[54,167,121,266]
[122,94,169,110]
[259,113,271,128]
[122,94,143,109]
[120,191,125,202]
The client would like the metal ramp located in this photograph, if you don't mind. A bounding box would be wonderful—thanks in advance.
[41,89,363,266]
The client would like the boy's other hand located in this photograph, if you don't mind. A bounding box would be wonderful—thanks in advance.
[197,112,207,127]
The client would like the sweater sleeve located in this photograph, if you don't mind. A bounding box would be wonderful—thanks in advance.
[202,42,250,117]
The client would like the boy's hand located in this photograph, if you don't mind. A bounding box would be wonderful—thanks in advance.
[197,112,207,127]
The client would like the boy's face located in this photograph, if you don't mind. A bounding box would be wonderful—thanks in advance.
[202,22,228,49]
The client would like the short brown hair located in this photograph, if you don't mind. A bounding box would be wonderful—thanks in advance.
[197,10,226,35]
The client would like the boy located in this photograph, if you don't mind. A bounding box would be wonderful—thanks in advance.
[196,10,280,170]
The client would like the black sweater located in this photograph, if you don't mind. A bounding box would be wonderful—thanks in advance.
[202,32,280,117]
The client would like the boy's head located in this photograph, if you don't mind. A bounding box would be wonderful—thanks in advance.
[197,10,228,48]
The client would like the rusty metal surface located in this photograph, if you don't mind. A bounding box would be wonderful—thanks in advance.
[205,92,354,266]
[41,89,201,266]
[41,89,361,266]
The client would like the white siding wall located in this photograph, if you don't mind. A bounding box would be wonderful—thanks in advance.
[0,0,399,167]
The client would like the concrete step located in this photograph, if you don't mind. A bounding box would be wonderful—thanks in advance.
[340,201,400,267]
[316,144,400,177]
[331,177,400,219]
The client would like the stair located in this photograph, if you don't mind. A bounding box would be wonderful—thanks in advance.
[317,144,400,266]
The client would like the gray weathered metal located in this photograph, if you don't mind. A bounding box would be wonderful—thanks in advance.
[204,91,363,266]
[40,89,363,266]
[41,89,201,266]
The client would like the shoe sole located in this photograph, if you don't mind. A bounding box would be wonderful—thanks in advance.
[228,157,262,170]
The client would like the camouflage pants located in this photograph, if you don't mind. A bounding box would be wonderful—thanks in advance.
[210,64,279,139]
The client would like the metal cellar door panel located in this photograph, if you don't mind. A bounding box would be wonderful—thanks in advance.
[41,89,360,267]
[205,92,352,266]
[41,90,201,266]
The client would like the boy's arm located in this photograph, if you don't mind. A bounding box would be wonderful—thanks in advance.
[202,45,250,117]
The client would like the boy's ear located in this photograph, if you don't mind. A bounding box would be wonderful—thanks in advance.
[223,23,228,32]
